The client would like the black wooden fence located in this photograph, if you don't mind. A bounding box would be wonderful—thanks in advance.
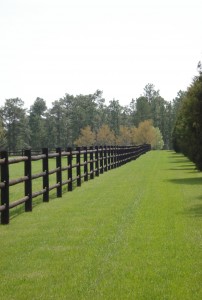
[0,144,151,224]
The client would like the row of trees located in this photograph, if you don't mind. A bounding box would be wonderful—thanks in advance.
[0,84,182,151]
[172,64,202,170]
[75,120,164,149]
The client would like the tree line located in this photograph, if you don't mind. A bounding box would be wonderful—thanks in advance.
[0,84,183,152]
[172,63,202,170]
[74,120,164,150]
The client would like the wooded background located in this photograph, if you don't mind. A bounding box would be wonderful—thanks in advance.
[1,67,202,171]
[0,83,180,151]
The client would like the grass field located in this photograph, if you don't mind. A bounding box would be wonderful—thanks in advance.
[8,156,72,203]
[0,151,202,299]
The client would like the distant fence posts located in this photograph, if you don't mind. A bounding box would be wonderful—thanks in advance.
[56,147,62,198]
[42,148,49,202]
[24,149,32,212]
[84,147,88,182]
[67,147,73,192]
[100,146,104,174]
[95,146,99,177]
[76,147,81,187]
[104,146,107,172]
[0,144,151,225]
[90,146,94,180]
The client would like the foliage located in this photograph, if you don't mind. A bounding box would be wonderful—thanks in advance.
[152,127,164,150]
[29,98,47,149]
[172,69,202,170]
[1,98,30,151]
[131,96,151,125]
[96,124,116,145]
[74,126,96,146]
[73,120,164,149]
[106,99,122,136]
[0,117,6,149]
[116,126,132,146]
[129,84,174,148]
[0,85,184,151]
[132,120,164,149]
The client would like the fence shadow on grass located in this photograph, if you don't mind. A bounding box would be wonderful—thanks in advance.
[9,186,70,221]
[9,192,57,221]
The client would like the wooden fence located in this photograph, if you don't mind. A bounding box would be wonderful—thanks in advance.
[0,144,151,224]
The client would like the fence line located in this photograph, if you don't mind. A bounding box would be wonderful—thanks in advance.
[0,144,151,224]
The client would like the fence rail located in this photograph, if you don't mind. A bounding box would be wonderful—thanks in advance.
[0,144,151,224]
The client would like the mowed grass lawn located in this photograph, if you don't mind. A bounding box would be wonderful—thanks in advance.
[0,151,202,300]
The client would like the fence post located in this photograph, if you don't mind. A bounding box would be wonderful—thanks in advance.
[42,148,49,202]
[130,146,133,161]
[95,146,99,177]
[114,146,117,168]
[111,146,114,169]
[119,146,122,166]
[124,146,127,163]
[107,146,110,171]
[24,149,32,212]
[56,147,62,197]
[90,146,94,180]
[116,146,118,167]
[100,146,104,174]
[110,146,113,169]
[121,146,126,165]
[104,146,107,172]
[133,146,138,160]
[83,147,88,182]
[76,147,81,187]
[0,151,9,224]
[121,146,124,165]
[67,147,73,191]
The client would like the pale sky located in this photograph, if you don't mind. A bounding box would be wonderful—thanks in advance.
[0,0,202,108]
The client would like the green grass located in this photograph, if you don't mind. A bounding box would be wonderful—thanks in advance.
[8,156,78,209]
[0,151,202,299]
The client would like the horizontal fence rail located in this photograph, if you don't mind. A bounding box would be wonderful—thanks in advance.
[0,144,151,224]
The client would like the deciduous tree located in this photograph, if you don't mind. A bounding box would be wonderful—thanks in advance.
[96,124,116,145]
[116,126,132,146]
[74,126,96,146]
[133,120,164,149]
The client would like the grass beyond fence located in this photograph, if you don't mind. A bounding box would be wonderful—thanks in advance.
[0,145,150,224]
[0,151,202,299]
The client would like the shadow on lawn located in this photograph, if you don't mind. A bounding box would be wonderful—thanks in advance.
[2,181,77,223]
[9,190,61,221]
[181,204,202,217]
[168,177,202,185]
[169,159,191,164]
[9,196,44,221]
[168,167,195,172]
[168,152,193,165]
[167,158,195,170]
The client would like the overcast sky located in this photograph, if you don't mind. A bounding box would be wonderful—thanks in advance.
[0,0,202,108]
